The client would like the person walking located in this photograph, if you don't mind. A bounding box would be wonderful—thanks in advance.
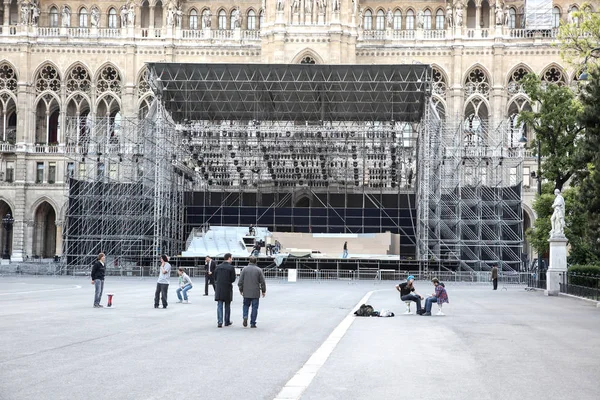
[214,253,236,328]
[238,256,266,328]
[176,267,193,303]
[342,241,348,258]
[395,275,424,314]
[204,255,217,296]
[91,253,106,308]
[154,255,171,309]
[422,277,449,316]
[491,264,499,290]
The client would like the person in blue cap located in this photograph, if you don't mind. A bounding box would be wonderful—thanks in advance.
[395,275,424,315]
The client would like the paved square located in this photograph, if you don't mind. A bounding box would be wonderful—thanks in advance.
[0,277,599,400]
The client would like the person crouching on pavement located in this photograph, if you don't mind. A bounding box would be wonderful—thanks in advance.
[422,277,449,316]
[396,275,424,315]
[176,267,193,304]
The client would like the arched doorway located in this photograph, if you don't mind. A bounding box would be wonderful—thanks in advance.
[0,200,13,258]
[33,201,57,258]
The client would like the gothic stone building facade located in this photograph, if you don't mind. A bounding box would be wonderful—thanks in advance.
[0,0,589,261]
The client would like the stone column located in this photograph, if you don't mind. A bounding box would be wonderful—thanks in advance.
[3,1,10,27]
[149,6,155,30]
[55,221,63,256]
[475,4,481,32]
[546,236,568,296]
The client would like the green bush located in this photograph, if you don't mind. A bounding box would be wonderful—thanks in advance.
[568,265,600,288]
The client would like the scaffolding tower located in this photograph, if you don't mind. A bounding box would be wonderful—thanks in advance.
[62,101,190,272]
[417,103,524,272]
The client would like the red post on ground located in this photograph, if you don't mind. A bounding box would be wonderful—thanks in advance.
[107,293,114,307]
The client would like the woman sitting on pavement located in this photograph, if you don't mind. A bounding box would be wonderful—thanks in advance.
[176,267,193,304]
[422,277,449,316]
[395,275,424,315]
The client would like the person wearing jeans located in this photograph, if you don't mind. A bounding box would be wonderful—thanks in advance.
[395,275,424,314]
[214,253,236,328]
[91,253,106,308]
[422,277,449,316]
[238,256,267,328]
[176,267,193,303]
[154,255,171,309]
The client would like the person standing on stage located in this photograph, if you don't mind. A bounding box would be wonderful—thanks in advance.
[204,255,217,296]
[342,241,348,258]
[91,253,106,308]
[238,256,267,328]
[491,264,499,290]
[214,253,236,328]
[154,255,171,309]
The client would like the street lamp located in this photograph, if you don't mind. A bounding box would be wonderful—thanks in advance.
[578,47,600,81]
[2,213,14,260]
[519,134,542,285]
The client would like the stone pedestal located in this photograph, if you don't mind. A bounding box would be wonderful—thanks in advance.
[317,13,325,25]
[203,27,211,39]
[545,235,568,296]
[292,12,299,25]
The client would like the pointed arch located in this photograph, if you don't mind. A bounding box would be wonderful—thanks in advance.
[291,49,324,64]
[463,64,491,99]
[30,196,59,218]
[463,95,490,144]
[33,62,62,94]
[65,62,92,95]
[540,63,567,86]
[432,95,446,120]
[506,63,534,96]
[431,64,449,99]
[138,94,154,120]
[34,92,61,144]
[94,63,123,96]
[0,60,19,94]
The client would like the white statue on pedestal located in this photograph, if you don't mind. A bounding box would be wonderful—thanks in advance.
[202,9,211,28]
[550,189,566,237]
[456,5,464,27]
[90,6,100,28]
[276,0,285,12]
[358,7,363,28]
[128,3,136,27]
[331,0,340,12]
[166,2,175,27]
[61,5,71,27]
[292,0,300,13]
[495,3,504,25]
[386,8,393,28]
[417,10,424,29]
[120,5,128,28]
[446,5,453,28]
[232,7,241,28]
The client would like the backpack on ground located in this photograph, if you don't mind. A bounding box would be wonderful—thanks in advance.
[354,304,375,317]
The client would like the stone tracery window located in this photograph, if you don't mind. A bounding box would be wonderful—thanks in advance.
[35,65,61,94]
[0,64,17,93]
[464,97,488,144]
[300,56,316,64]
[507,66,531,96]
[137,68,153,97]
[432,67,447,99]
[66,65,91,95]
[96,65,122,96]
[432,97,445,120]
[541,66,566,86]
[464,67,490,99]
[507,97,531,145]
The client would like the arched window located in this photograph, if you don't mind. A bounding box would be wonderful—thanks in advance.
[393,10,402,30]
[218,10,226,29]
[569,6,579,26]
[432,67,447,99]
[189,9,198,29]
[376,10,385,30]
[79,8,88,27]
[259,10,264,28]
[507,66,531,95]
[230,10,236,29]
[464,67,491,99]
[108,8,118,28]
[248,10,256,30]
[552,6,560,28]
[364,10,372,30]
[49,6,59,27]
[300,56,316,64]
[406,10,415,30]
[424,10,432,29]
[508,8,516,29]
[541,66,566,86]
[435,9,444,30]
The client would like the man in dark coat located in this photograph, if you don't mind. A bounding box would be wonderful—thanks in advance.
[204,255,217,296]
[91,253,106,308]
[214,253,237,328]
[491,264,499,290]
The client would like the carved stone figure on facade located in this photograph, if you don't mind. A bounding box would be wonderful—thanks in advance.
[175,6,183,27]
[550,189,566,237]
[358,7,363,28]
[352,0,358,16]
[316,0,326,13]
[495,3,504,25]
[232,8,241,28]
[120,5,128,28]
[417,10,424,29]
[166,2,175,27]
[61,5,71,27]
[90,6,100,28]
[21,1,29,25]
[456,3,464,27]
[291,0,299,13]
[386,8,393,28]
[446,4,453,28]
[128,2,136,26]
[332,0,340,12]
[276,0,285,12]
[504,8,509,26]
[202,9,211,28]
[31,3,40,26]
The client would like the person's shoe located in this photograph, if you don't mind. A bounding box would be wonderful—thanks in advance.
[97,304,104,308]
[243,317,248,327]
[417,310,425,315]
[203,294,209,296]
[154,305,159,309]
[176,300,183,303]
[218,324,222,328]
[225,322,233,327]
[250,325,257,328]
[93,304,99,308]
[422,312,432,316]
[185,300,191,304]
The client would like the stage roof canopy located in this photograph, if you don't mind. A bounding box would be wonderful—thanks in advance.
[146,63,432,123]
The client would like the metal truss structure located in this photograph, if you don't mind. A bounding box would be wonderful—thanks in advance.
[417,104,524,272]
[62,102,191,271]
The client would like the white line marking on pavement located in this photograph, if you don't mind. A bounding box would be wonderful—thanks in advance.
[0,285,82,296]
[274,290,376,400]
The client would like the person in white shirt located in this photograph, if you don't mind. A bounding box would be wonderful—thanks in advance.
[154,255,171,309]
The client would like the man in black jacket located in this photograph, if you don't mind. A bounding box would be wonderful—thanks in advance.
[395,275,424,314]
[204,255,217,296]
[214,253,236,328]
[91,253,106,308]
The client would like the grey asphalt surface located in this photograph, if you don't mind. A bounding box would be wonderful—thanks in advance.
[0,277,599,400]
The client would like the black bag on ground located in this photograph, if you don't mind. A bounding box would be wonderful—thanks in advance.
[354,304,375,317]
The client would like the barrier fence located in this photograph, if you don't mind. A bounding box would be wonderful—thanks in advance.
[560,273,600,301]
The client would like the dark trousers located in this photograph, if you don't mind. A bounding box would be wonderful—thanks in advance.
[205,274,215,295]
[243,297,260,326]
[493,278,498,290]
[154,283,169,308]
[401,294,422,313]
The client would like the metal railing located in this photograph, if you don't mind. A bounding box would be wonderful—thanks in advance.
[560,273,600,301]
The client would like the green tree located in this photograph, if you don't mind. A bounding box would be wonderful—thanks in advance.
[518,74,584,191]
[557,4,600,65]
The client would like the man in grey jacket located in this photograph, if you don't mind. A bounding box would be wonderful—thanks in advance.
[238,256,266,328]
